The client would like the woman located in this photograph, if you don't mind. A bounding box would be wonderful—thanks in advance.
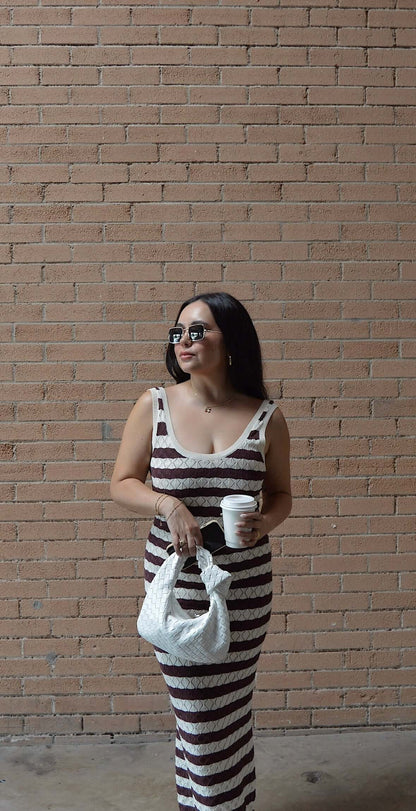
[111,292,292,811]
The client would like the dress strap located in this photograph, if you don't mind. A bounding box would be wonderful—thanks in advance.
[150,386,166,446]
[256,399,279,443]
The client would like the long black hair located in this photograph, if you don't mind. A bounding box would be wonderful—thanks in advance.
[165,292,269,400]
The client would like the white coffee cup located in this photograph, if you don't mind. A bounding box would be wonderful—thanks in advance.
[220,494,258,548]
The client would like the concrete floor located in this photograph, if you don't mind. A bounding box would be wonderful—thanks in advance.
[0,731,415,810]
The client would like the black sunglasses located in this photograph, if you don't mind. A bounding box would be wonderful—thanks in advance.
[168,324,222,344]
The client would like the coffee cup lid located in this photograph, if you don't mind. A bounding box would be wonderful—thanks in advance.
[220,494,257,509]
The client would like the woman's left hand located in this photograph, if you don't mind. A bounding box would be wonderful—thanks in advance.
[235,511,265,547]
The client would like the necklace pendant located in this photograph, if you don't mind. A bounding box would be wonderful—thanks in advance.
[205,406,212,413]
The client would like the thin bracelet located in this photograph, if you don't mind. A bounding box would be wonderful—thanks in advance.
[154,493,169,515]
[166,501,181,521]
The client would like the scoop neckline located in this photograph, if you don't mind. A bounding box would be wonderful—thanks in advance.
[158,387,268,459]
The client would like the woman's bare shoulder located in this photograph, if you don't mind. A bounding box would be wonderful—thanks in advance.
[265,403,290,449]
[125,388,154,428]
[269,403,287,425]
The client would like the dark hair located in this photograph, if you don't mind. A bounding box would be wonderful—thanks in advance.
[165,292,268,400]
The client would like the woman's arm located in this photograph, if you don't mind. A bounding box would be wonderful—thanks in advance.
[110,390,162,515]
[236,406,292,544]
[110,389,203,555]
[260,406,292,534]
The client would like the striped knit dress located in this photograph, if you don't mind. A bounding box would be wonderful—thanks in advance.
[144,386,278,811]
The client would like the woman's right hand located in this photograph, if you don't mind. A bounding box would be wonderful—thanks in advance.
[162,498,203,557]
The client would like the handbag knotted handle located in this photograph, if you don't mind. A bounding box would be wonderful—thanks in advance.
[137,545,233,663]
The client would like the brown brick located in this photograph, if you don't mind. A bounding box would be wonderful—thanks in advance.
[24,716,82,735]
[312,708,367,727]
[55,696,111,714]
[370,706,416,725]
[141,713,175,732]
[252,691,285,710]
[256,710,310,730]
[313,670,368,689]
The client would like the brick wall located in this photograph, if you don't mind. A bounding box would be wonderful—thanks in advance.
[1,0,415,739]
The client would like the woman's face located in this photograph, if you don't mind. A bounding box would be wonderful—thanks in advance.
[173,301,227,378]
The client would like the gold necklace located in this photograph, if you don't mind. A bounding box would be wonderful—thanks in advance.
[190,385,235,413]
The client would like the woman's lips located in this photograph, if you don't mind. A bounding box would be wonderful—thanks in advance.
[179,352,194,359]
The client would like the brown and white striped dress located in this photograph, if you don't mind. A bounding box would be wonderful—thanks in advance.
[144,387,278,811]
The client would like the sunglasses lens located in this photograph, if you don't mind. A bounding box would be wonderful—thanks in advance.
[168,324,206,343]
[168,328,182,343]
[188,325,205,341]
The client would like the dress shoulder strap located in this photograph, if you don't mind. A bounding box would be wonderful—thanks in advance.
[247,399,279,443]
[150,386,167,446]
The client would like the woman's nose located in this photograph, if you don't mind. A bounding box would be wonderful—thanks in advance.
[179,328,192,345]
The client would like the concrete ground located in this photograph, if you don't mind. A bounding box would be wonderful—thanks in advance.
[0,731,415,810]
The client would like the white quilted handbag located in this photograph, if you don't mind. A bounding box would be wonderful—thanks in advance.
[137,545,233,663]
